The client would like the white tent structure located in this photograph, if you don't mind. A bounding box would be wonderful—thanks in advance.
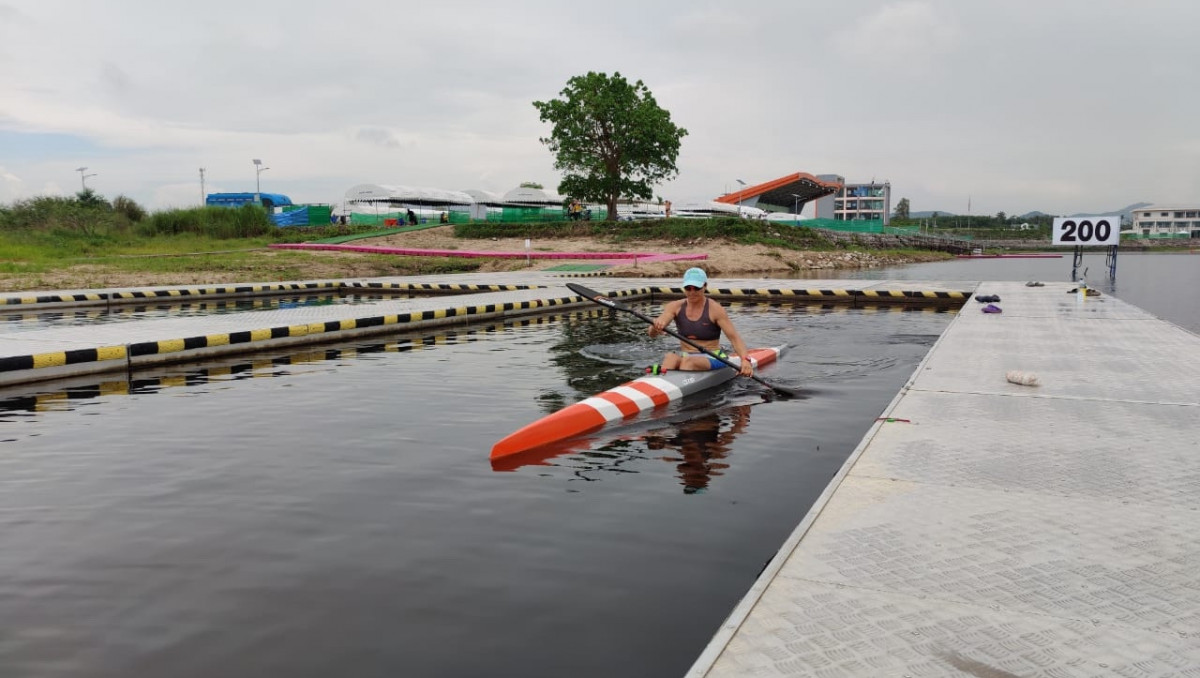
[462,189,504,220]
[766,212,806,223]
[343,184,476,223]
[673,200,767,219]
[345,184,475,208]
[502,186,566,206]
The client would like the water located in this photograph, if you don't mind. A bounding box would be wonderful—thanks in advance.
[821,251,1200,334]
[0,301,952,677]
[0,293,425,333]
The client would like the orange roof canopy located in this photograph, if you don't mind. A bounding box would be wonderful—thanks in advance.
[714,172,841,211]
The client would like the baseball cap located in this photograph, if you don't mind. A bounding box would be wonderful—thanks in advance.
[681,268,708,288]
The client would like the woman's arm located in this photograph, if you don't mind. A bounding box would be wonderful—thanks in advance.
[712,304,753,376]
[648,299,682,337]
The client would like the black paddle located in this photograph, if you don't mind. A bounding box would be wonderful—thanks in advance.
[567,282,797,398]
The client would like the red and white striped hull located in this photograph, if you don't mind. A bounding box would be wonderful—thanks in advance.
[490,345,787,460]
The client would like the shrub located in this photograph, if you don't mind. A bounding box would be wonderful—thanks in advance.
[112,195,148,222]
[452,217,835,250]
[137,205,275,238]
[0,195,129,235]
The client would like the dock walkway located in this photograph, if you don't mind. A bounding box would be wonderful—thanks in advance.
[689,281,1200,677]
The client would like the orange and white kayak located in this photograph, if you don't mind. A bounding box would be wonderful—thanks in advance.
[490,345,788,461]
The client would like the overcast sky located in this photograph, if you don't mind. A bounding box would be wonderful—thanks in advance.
[2,0,1197,216]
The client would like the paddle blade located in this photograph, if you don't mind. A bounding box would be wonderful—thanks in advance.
[567,282,626,311]
[567,282,604,301]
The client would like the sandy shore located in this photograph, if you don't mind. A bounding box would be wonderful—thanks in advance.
[0,226,951,292]
[367,227,951,278]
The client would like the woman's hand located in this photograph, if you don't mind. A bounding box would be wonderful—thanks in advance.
[738,359,753,377]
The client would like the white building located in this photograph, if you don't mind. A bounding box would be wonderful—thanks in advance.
[1131,206,1200,237]
[811,175,892,225]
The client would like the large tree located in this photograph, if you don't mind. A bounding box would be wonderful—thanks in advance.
[533,72,687,221]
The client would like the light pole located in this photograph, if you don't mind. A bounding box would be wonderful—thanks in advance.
[792,193,802,227]
[199,167,206,206]
[252,158,269,204]
[75,166,97,191]
[736,179,746,217]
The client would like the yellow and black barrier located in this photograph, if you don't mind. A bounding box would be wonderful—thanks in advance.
[648,286,970,304]
[0,293,595,386]
[0,308,609,402]
[0,282,966,387]
[0,281,542,311]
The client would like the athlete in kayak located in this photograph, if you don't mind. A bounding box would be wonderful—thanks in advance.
[648,267,753,377]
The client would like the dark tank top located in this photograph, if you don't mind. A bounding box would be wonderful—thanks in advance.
[675,299,720,341]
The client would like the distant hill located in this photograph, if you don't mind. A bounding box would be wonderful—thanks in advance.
[909,202,1151,223]
[1068,202,1152,223]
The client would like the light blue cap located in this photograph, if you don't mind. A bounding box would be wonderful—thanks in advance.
[681,267,708,288]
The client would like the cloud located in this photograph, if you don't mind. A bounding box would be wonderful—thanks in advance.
[0,0,1197,215]
[0,165,24,201]
[353,127,405,149]
[830,1,962,66]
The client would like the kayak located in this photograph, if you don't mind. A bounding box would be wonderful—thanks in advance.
[490,345,788,461]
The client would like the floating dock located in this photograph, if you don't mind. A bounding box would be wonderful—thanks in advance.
[688,281,1200,677]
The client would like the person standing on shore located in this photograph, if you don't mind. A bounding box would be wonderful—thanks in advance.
[648,267,753,376]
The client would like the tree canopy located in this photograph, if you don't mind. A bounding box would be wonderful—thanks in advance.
[533,71,687,221]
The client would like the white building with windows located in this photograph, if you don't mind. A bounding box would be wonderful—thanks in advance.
[811,175,892,225]
[1131,206,1200,237]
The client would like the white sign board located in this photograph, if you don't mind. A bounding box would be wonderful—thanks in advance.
[1051,216,1121,246]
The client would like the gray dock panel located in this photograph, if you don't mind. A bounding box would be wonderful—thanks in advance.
[691,281,1200,677]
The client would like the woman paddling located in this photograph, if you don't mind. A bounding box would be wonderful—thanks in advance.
[648,268,753,377]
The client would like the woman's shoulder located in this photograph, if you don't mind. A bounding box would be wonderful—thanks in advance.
[707,298,731,318]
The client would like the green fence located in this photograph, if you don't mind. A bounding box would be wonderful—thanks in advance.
[350,209,472,226]
[1123,232,1197,240]
[485,207,570,223]
[801,218,886,233]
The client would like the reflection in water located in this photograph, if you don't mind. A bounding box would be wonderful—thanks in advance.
[647,404,752,493]
[0,293,428,333]
[492,400,758,495]
[0,308,607,419]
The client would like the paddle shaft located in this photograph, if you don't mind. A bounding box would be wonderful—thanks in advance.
[567,283,795,397]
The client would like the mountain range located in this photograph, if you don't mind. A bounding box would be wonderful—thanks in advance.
[910,202,1152,222]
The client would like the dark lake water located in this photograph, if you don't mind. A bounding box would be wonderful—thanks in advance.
[0,299,953,678]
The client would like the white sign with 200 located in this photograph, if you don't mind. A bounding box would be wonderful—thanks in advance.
[1051,216,1121,246]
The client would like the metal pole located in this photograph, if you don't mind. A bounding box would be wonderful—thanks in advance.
[252,159,268,205]
[199,168,206,206]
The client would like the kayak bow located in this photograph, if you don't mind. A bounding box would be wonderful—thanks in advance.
[490,345,788,460]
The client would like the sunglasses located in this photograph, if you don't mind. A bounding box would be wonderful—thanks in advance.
[683,285,702,292]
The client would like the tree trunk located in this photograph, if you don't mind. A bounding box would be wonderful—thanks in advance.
[606,195,618,222]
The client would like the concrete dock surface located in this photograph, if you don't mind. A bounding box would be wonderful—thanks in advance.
[689,280,1200,677]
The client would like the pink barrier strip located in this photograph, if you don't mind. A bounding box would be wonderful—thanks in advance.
[269,243,706,262]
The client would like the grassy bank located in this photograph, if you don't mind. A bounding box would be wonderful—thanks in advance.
[1,194,957,291]
[454,217,840,251]
[0,197,483,290]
